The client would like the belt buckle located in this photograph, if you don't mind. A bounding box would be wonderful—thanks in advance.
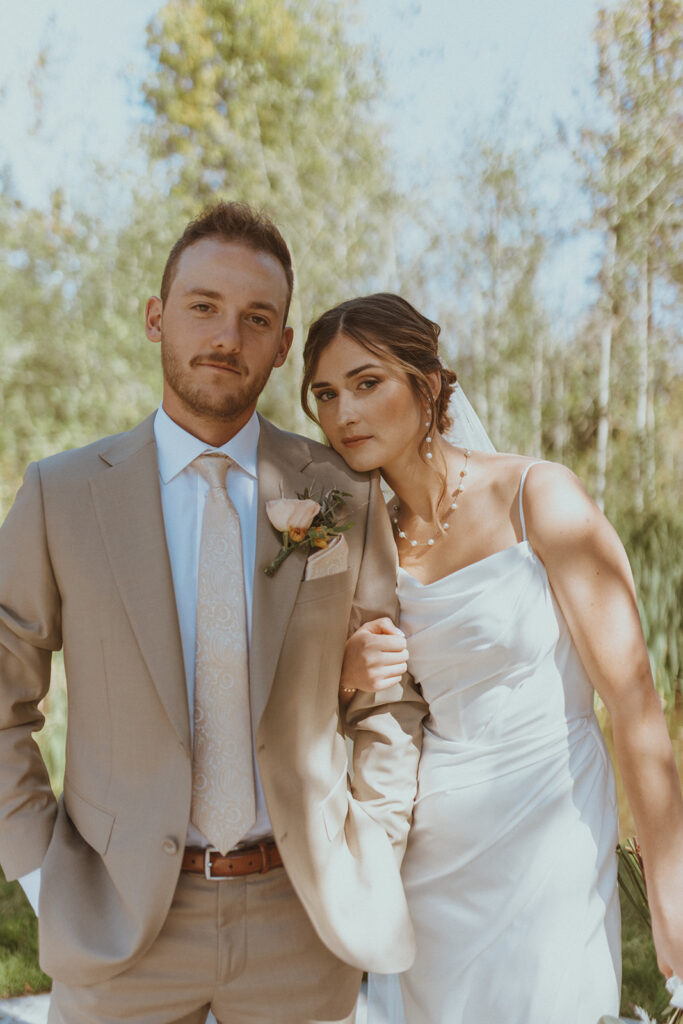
[203,846,229,881]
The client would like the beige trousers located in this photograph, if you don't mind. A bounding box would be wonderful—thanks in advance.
[48,867,361,1024]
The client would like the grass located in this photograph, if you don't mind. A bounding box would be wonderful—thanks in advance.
[620,892,672,1020]
[0,866,51,998]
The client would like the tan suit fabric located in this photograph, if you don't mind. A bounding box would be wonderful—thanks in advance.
[0,414,426,994]
[48,869,361,1024]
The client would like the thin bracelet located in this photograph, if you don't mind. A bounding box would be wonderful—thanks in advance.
[340,685,357,695]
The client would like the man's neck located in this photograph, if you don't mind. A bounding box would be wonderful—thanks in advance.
[160,402,256,448]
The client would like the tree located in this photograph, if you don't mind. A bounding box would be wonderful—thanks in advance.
[141,0,400,430]
[422,132,552,458]
[578,0,683,512]
[0,177,168,512]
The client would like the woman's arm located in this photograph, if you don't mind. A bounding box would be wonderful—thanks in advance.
[524,461,683,979]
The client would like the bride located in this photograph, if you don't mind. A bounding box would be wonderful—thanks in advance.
[301,293,683,1023]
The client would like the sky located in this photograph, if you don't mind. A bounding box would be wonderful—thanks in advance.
[0,0,610,316]
[0,0,605,203]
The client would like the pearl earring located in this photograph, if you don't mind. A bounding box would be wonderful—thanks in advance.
[425,416,433,460]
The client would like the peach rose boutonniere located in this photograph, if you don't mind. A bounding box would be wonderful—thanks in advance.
[264,487,352,576]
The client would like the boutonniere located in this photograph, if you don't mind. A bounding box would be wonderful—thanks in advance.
[264,487,352,576]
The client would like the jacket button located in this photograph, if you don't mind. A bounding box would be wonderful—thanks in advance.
[162,836,179,855]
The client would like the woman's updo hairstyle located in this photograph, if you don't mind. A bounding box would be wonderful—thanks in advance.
[301,293,457,442]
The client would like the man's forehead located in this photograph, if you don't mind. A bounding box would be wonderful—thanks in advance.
[176,237,286,285]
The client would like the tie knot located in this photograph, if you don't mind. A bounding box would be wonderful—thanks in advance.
[194,452,232,491]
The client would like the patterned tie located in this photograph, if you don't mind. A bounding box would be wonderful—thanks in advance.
[190,453,256,855]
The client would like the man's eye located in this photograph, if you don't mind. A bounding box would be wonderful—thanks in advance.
[249,315,269,326]
[192,303,213,313]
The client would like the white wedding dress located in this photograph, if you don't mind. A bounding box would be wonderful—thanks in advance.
[368,464,621,1024]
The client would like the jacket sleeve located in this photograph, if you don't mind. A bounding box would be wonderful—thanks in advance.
[342,473,427,860]
[0,462,60,880]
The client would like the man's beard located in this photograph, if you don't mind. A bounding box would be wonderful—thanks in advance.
[161,341,273,422]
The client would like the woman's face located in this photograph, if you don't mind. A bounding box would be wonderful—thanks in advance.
[310,332,425,474]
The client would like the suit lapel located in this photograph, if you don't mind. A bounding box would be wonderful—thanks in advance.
[90,418,190,752]
[250,419,311,729]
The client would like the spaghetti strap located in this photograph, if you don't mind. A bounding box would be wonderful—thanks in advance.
[518,461,545,542]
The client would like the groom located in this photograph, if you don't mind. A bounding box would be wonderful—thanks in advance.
[0,201,426,1023]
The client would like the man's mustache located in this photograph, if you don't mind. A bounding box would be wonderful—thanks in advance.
[190,354,246,374]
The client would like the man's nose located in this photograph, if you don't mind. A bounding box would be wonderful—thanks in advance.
[211,315,242,350]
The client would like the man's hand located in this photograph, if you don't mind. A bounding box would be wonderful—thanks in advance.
[340,617,409,696]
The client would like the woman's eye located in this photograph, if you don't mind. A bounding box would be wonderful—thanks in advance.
[358,378,380,391]
[314,389,336,403]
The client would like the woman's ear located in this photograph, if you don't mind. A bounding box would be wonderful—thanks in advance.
[427,370,442,402]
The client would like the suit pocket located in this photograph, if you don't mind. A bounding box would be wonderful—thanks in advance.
[321,770,350,842]
[296,571,350,604]
[63,782,115,856]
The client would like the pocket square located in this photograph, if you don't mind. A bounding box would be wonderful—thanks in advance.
[304,534,349,580]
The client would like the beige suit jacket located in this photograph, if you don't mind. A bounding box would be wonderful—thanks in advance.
[0,414,426,985]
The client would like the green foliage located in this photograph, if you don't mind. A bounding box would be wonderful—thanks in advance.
[426,132,552,460]
[614,508,683,704]
[617,840,682,1021]
[0,868,51,998]
[620,893,673,1020]
[35,656,67,796]
[0,183,166,511]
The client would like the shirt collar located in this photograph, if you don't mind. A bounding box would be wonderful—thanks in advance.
[154,405,260,484]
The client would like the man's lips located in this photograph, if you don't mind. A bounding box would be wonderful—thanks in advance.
[193,359,242,375]
[342,435,372,448]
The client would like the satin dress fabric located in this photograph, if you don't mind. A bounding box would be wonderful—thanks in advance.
[368,467,621,1024]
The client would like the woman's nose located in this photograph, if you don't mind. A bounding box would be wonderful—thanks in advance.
[337,392,359,425]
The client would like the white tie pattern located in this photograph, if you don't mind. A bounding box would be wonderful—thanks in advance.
[190,453,256,855]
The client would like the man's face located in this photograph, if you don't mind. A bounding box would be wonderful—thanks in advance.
[146,237,293,442]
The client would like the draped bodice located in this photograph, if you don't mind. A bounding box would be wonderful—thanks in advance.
[398,540,600,794]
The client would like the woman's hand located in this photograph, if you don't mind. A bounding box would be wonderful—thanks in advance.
[339,617,409,698]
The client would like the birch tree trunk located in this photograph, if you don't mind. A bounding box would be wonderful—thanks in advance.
[471,283,489,429]
[634,258,650,511]
[596,227,617,511]
[530,329,544,457]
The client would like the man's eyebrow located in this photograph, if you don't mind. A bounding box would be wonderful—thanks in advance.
[183,288,223,299]
[249,300,280,314]
[311,363,383,389]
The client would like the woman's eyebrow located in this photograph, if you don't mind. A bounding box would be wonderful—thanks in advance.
[311,363,383,389]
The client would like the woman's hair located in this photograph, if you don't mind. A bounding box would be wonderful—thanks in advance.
[301,293,457,439]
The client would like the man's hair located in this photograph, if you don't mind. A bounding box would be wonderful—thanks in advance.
[160,201,294,324]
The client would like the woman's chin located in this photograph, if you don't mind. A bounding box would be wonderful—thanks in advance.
[333,444,381,474]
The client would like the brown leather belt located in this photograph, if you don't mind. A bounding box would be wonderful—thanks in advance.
[182,841,282,880]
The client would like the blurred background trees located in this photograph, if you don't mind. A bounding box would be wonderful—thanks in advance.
[0,0,681,702]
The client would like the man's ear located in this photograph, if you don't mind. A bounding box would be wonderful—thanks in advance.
[145,296,163,344]
[273,325,294,368]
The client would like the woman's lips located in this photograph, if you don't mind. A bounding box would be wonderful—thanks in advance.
[342,435,372,448]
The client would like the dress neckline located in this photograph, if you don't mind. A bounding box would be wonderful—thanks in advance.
[397,539,535,589]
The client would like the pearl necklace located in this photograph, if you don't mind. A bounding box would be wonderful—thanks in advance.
[392,449,471,548]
